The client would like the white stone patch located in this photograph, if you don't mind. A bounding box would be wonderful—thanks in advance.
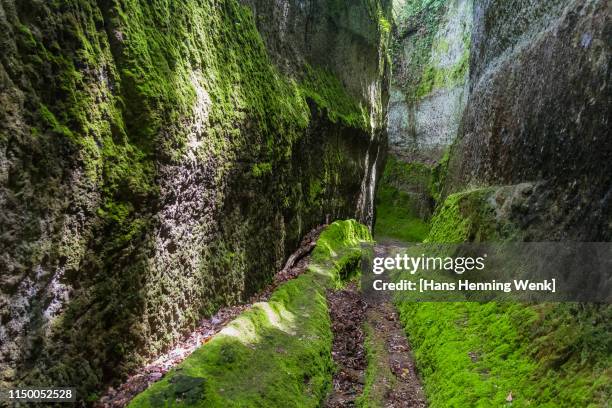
[42,267,70,321]
[186,73,211,161]
[275,0,291,42]
[387,85,412,149]
[431,0,473,70]
[414,85,468,148]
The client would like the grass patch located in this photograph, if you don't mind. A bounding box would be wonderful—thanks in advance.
[128,220,372,407]
[357,322,396,408]
[374,187,430,242]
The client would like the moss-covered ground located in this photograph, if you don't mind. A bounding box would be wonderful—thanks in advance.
[374,187,430,242]
[396,300,611,407]
[357,322,393,407]
[384,188,611,407]
[128,220,372,407]
[374,156,431,242]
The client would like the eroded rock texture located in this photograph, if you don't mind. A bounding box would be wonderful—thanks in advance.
[389,0,472,163]
[0,0,390,399]
[377,0,473,227]
[384,0,610,241]
[446,0,611,240]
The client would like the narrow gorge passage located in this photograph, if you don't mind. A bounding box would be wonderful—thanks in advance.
[114,226,428,407]
[1,0,609,406]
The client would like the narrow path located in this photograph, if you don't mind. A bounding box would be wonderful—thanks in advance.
[100,232,426,407]
[325,282,368,407]
[325,243,427,407]
[364,302,427,407]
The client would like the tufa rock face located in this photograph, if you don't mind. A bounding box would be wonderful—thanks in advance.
[385,0,609,241]
[377,0,473,225]
[388,0,472,164]
[242,0,393,226]
[0,0,390,399]
[446,0,611,240]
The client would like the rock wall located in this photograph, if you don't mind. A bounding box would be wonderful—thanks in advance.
[445,0,611,240]
[389,0,472,163]
[0,0,390,400]
[242,0,393,225]
[375,0,472,227]
[384,0,610,241]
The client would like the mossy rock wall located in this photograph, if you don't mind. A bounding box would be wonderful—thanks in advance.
[0,0,390,400]
[374,156,432,241]
[376,0,472,241]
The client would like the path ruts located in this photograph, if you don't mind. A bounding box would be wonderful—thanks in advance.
[325,282,369,407]
[326,242,427,407]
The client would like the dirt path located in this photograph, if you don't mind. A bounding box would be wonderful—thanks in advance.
[96,226,325,407]
[325,282,369,407]
[98,235,426,407]
[364,302,427,407]
[325,242,427,407]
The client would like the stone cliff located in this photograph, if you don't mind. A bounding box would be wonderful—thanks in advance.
[0,0,391,399]
[381,0,610,242]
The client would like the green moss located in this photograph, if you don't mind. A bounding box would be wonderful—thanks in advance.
[38,104,73,138]
[424,191,471,243]
[299,64,369,131]
[377,10,391,36]
[396,184,609,407]
[309,180,323,202]
[130,272,333,407]
[356,323,396,408]
[311,219,373,265]
[425,188,500,243]
[374,156,432,242]
[413,47,470,99]
[414,65,441,99]
[27,0,371,248]
[374,186,430,242]
[128,220,372,407]
[393,0,471,100]
[392,0,447,99]
[251,162,272,178]
[395,301,611,407]
[381,155,431,188]
[428,148,450,202]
